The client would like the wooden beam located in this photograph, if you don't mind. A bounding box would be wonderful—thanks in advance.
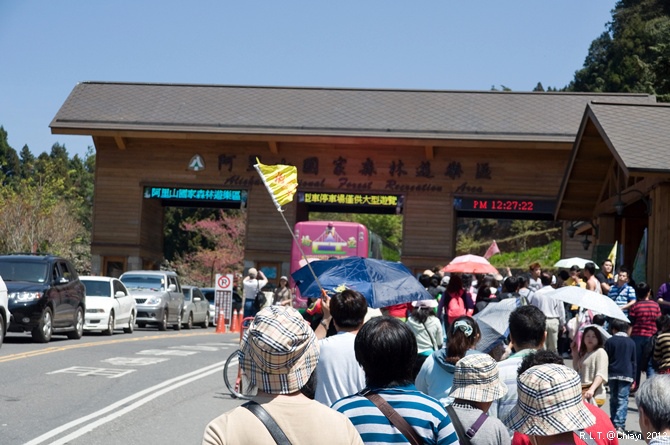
[268,141,279,154]
[425,146,434,160]
[114,135,126,150]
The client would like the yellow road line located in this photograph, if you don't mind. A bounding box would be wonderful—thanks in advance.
[0,332,237,363]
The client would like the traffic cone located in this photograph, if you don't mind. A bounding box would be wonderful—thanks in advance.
[215,310,226,333]
[230,309,240,333]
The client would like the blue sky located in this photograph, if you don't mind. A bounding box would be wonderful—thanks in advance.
[1,1,616,159]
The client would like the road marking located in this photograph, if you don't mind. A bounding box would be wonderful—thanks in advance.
[102,357,169,366]
[24,360,226,445]
[136,349,199,356]
[48,366,136,379]
[0,331,231,363]
[169,345,220,351]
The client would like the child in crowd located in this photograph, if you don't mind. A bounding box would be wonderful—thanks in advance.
[604,319,636,433]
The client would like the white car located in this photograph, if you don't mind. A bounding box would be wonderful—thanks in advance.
[81,276,136,335]
[0,276,8,347]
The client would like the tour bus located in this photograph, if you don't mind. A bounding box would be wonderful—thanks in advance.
[290,221,382,308]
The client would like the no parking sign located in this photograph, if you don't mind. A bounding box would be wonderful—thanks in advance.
[215,273,233,328]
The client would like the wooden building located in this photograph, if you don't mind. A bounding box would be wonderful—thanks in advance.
[51,82,662,285]
[556,101,670,291]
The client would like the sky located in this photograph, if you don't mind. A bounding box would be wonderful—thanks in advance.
[0,1,616,159]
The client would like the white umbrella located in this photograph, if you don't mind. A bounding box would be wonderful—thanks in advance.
[545,286,629,322]
[553,257,599,269]
[473,297,521,353]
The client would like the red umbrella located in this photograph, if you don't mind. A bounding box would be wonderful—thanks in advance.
[441,254,499,275]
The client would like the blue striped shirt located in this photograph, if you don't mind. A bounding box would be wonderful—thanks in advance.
[331,385,458,445]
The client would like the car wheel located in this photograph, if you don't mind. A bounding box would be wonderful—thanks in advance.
[67,307,84,339]
[137,322,146,329]
[158,310,168,331]
[32,307,53,343]
[184,312,193,330]
[123,312,135,334]
[173,311,182,331]
[200,312,209,329]
[103,312,114,336]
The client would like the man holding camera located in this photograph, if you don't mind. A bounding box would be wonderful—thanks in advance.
[242,268,268,318]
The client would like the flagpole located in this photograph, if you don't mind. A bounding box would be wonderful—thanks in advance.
[277,209,327,297]
[253,160,327,298]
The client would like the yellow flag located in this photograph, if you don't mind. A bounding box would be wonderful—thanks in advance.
[607,241,618,267]
[254,158,298,211]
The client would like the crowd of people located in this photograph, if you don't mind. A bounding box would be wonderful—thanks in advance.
[202,261,670,445]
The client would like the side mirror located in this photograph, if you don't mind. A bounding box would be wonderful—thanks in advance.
[168,284,177,292]
[58,277,69,284]
[193,296,202,302]
[114,291,126,298]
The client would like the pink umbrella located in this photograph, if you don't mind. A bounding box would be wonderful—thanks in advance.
[441,254,499,275]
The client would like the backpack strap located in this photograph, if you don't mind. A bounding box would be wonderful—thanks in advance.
[243,401,293,445]
[445,404,472,445]
[364,392,423,445]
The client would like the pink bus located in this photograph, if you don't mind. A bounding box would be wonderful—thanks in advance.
[290,221,381,308]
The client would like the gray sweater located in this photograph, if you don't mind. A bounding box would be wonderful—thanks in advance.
[450,404,511,445]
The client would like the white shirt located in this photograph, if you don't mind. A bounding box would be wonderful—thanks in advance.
[315,332,366,407]
[242,277,268,300]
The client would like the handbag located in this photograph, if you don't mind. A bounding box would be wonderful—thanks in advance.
[242,401,292,445]
[445,404,488,444]
[253,282,267,311]
[363,392,423,445]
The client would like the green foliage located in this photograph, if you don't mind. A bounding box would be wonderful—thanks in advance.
[0,127,94,272]
[488,240,561,273]
[568,0,670,101]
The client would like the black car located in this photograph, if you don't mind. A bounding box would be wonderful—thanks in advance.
[0,254,86,343]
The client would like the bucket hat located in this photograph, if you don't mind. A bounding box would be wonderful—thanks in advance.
[248,267,258,277]
[503,363,595,436]
[449,354,507,402]
[239,305,319,395]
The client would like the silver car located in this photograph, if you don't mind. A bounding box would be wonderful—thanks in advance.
[120,270,184,331]
[181,286,210,329]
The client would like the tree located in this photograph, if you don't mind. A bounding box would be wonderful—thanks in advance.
[568,0,670,101]
[172,210,246,286]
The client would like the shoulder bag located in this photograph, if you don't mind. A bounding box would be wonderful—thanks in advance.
[254,282,267,311]
[422,321,438,351]
[243,401,293,445]
[364,392,423,445]
[445,404,488,445]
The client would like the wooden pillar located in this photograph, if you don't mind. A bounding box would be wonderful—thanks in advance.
[648,184,670,291]
[401,193,453,274]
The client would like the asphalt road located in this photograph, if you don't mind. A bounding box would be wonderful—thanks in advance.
[0,327,246,445]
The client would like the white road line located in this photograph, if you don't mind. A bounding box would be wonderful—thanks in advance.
[24,360,225,445]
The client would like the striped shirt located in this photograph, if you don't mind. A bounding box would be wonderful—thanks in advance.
[489,348,536,438]
[608,283,636,314]
[654,333,670,371]
[629,300,661,337]
[332,385,459,445]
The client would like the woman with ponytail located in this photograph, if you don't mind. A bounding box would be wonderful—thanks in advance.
[415,315,482,406]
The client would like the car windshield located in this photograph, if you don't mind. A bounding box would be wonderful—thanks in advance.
[202,290,215,303]
[82,280,110,297]
[120,275,164,291]
[0,261,49,283]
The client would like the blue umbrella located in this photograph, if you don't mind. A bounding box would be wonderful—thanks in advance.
[291,256,432,309]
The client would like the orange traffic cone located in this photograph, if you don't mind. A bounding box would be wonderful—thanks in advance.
[215,311,226,333]
[230,309,240,333]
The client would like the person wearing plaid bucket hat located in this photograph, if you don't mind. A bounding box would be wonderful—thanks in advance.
[203,306,363,445]
[446,354,509,444]
[503,363,596,445]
